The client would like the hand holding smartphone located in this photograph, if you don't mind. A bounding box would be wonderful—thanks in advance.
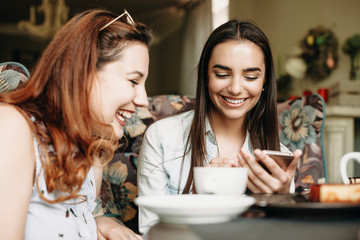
[262,150,294,170]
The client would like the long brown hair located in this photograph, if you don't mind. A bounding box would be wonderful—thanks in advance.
[0,9,152,203]
[182,20,279,193]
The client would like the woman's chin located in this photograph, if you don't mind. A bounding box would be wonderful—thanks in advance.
[114,128,124,139]
[111,122,125,139]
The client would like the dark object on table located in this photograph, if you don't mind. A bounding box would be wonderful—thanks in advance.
[250,193,360,219]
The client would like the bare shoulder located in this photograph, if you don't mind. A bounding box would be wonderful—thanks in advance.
[0,104,36,237]
[0,104,33,154]
[0,104,35,177]
[0,104,31,133]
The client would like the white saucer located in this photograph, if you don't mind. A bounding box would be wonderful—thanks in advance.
[135,194,255,224]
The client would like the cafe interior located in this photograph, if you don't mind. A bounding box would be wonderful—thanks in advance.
[1,0,360,239]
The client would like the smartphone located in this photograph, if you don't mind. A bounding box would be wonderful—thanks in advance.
[262,150,294,170]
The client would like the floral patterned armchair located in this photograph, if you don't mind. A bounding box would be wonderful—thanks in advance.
[94,95,195,233]
[95,94,327,233]
[0,61,30,92]
[277,93,327,189]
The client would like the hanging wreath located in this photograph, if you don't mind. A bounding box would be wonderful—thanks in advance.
[300,26,339,81]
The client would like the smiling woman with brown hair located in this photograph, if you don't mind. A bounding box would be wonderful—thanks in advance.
[137,19,302,235]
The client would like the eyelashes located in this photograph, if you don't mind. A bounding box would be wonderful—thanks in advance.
[130,80,139,85]
[215,73,229,78]
[214,73,259,80]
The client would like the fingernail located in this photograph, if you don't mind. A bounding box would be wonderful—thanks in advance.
[254,149,261,155]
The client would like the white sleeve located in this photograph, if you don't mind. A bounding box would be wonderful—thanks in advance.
[137,122,169,236]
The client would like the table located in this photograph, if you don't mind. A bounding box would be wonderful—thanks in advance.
[147,194,360,240]
[148,218,360,240]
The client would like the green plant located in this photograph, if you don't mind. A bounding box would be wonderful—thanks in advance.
[342,34,360,80]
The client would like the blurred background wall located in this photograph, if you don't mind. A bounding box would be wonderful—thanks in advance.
[230,0,360,98]
[1,0,360,97]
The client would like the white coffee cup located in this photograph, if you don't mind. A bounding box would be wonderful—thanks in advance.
[193,167,248,195]
[340,152,360,184]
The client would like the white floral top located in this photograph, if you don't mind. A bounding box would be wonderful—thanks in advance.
[25,136,97,239]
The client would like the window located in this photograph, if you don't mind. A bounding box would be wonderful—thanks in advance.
[211,0,229,30]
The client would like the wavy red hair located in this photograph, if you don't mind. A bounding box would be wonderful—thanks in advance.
[0,9,152,203]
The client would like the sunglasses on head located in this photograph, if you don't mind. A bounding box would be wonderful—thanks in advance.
[100,9,135,31]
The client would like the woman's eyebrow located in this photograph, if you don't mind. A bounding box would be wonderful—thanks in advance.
[212,64,231,71]
[127,71,144,77]
[243,67,262,72]
[212,65,262,73]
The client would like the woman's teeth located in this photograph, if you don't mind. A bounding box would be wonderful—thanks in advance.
[224,97,246,104]
[116,110,132,121]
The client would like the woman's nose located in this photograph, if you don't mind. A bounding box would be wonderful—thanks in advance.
[134,86,149,107]
[227,78,243,95]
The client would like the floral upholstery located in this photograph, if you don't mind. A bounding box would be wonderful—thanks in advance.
[277,94,327,189]
[95,94,327,232]
[94,95,195,233]
[0,62,30,92]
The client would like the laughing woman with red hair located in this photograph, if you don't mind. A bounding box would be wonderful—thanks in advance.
[0,9,151,240]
